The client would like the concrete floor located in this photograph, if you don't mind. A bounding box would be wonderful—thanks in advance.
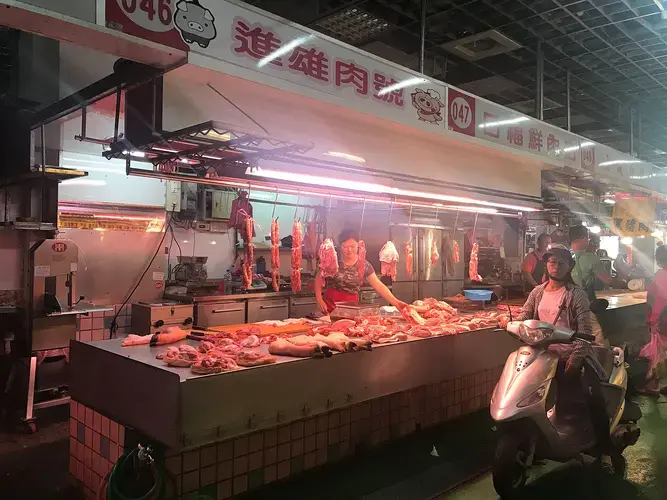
[441,395,667,500]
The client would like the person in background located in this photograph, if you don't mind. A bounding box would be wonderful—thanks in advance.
[522,233,551,291]
[569,225,615,345]
[638,245,667,395]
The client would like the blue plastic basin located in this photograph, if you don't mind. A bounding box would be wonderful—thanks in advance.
[464,289,493,301]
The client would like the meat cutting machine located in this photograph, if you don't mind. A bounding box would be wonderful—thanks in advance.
[5,238,112,431]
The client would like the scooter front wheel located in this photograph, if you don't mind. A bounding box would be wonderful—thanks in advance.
[492,432,531,499]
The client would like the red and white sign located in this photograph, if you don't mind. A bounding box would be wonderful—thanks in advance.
[581,146,595,172]
[52,242,68,253]
[448,89,475,136]
[106,0,188,50]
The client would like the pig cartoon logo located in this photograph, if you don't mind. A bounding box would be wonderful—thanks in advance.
[411,88,444,125]
[174,0,217,48]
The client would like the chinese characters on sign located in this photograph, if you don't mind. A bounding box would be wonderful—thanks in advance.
[232,17,404,107]
[611,199,656,237]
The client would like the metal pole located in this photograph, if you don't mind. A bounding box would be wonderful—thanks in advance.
[637,111,642,159]
[420,0,427,74]
[535,41,544,120]
[565,70,572,132]
[630,107,635,157]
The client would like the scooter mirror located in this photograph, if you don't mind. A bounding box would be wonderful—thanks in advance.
[589,298,609,314]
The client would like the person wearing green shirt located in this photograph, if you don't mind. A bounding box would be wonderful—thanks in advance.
[569,225,614,345]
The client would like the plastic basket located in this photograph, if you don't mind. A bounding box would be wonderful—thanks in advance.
[464,289,493,302]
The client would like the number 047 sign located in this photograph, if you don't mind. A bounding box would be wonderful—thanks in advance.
[447,89,475,137]
[106,0,189,50]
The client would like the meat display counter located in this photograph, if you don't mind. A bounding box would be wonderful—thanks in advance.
[69,326,519,450]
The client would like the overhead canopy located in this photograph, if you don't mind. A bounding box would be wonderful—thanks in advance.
[160,65,544,209]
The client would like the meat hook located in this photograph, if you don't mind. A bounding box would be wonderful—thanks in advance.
[294,191,301,221]
[271,187,279,220]
[359,198,367,238]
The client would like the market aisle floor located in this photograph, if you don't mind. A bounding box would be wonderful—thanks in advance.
[440,395,667,500]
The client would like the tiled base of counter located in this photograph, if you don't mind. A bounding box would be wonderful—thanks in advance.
[69,364,502,500]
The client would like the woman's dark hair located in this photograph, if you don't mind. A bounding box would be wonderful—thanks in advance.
[657,245,667,267]
[338,229,360,244]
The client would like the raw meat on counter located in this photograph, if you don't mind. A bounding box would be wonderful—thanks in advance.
[357,240,367,284]
[312,333,371,352]
[121,325,188,347]
[236,350,277,367]
[191,356,239,375]
[271,218,280,292]
[269,338,329,358]
[291,220,303,292]
[318,238,339,278]
[240,335,261,348]
[401,305,427,326]
[430,239,440,265]
[159,345,201,367]
[469,242,482,282]
[405,241,414,278]
[379,241,399,280]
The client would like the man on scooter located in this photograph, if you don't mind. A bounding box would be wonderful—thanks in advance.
[506,244,616,472]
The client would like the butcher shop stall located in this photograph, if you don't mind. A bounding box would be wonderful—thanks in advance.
[3,2,656,499]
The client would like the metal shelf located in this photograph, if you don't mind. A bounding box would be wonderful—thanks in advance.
[103,121,312,173]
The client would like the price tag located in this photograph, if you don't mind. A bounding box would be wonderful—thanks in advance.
[115,0,175,32]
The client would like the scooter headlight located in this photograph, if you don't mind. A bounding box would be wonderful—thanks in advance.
[518,323,554,345]
[517,383,548,408]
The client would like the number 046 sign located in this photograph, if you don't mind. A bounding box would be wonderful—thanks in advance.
[447,89,475,137]
[106,0,189,50]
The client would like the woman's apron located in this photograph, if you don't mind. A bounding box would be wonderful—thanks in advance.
[323,288,358,314]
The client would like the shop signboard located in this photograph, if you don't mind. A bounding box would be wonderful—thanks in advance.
[174,1,447,134]
[447,87,581,170]
[611,198,656,237]
[105,0,189,50]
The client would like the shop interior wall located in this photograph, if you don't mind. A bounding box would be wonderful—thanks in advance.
[161,67,543,200]
[4,0,98,23]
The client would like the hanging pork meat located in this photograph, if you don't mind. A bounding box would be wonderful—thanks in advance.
[469,242,482,282]
[242,216,254,289]
[357,240,367,284]
[379,241,399,280]
[405,241,414,278]
[303,216,318,271]
[453,240,460,264]
[291,220,303,292]
[318,238,339,278]
[271,218,280,292]
[430,238,440,266]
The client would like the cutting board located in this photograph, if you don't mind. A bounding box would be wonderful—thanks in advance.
[205,323,311,337]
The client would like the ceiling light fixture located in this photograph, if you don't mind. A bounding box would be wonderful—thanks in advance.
[377,77,428,96]
[599,160,642,167]
[258,35,315,67]
[245,167,539,212]
[324,151,366,163]
[621,236,634,245]
[590,226,602,234]
[604,198,616,205]
[478,117,529,129]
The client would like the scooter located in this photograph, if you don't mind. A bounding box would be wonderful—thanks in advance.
[490,299,642,499]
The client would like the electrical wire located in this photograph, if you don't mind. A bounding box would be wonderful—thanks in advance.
[110,213,173,336]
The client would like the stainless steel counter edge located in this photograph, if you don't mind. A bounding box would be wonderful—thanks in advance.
[163,291,316,303]
[70,329,520,450]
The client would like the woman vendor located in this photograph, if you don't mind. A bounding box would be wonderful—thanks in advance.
[315,229,407,314]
